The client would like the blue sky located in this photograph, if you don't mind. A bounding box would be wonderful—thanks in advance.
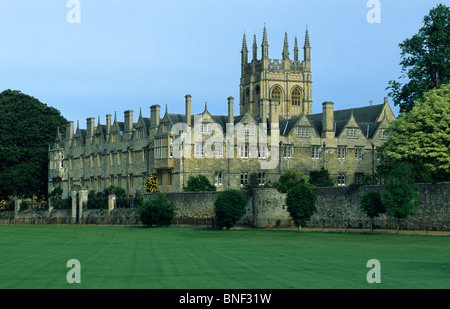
[0,1,446,128]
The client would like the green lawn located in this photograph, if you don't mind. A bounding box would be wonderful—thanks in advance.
[0,225,448,289]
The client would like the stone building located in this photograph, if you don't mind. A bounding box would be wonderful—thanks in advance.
[48,27,395,198]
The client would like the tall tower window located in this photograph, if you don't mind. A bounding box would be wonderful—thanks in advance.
[245,88,250,112]
[271,86,282,102]
[254,86,260,108]
[292,88,302,106]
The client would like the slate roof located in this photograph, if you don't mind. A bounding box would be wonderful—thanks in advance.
[68,103,387,144]
[306,103,385,138]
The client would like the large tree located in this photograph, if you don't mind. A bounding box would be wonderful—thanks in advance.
[387,4,450,113]
[378,84,450,182]
[0,90,67,200]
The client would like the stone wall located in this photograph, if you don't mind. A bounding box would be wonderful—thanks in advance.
[253,182,450,230]
[164,191,254,226]
[165,191,220,226]
[1,183,448,231]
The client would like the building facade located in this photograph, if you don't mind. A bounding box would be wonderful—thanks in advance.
[48,27,395,198]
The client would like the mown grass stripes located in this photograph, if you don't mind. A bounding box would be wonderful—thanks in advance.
[0,226,448,289]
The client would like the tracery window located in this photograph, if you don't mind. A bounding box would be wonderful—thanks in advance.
[271,86,282,102]
[292,88,302,106]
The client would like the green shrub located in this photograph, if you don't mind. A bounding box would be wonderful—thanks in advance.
[49,187,63,209]
[183,175,217,192]
[360,191,385,230]
[309,168,334,187]
[286,183,317,231]
[214,189,247,230]
[137,193,176,227]
[382,162,419,233]
[87,191,108,209]
[87,186,132,209]
[273,170,309,193]
[60,197,72,210]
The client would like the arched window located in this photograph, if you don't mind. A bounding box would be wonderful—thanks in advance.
[254,85,260,104]
[271,86,282,102]
[292,87,302,106]
[244,88,250,113]
[245,89,250,105]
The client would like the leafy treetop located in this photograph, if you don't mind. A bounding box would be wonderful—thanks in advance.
[0,90,67,200]
[387,4,450,113]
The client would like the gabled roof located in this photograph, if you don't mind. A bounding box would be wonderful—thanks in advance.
[280,116,299,136]
[303,103,387,138]
[60,100,392,146]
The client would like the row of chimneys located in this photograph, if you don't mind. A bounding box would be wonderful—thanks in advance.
[65,95,335,140]
[66,111,137,140]
[65,95,239,140]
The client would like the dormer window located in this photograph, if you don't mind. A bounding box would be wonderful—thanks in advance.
[347,129,358,139]
[243,124,256,135]
[297,127,309,137]
[200,124,212,134]
[135,129,144,139]
[379,130,389,139]
[160,124,170,132]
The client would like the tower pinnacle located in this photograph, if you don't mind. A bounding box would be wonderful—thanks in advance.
[303,27,311,62]
[282,32,289,60]
[294,36,299,61]
[304,27,311,48]
[262,25,269,59]
[252,34,258,60]
[241,33,248,62]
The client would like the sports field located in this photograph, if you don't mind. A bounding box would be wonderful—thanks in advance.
[0,225,448,289]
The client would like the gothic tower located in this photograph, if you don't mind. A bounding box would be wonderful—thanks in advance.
[239,26,312,121]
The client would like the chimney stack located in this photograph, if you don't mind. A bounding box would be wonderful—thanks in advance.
[106,114,111,136]
[185,94,192,126]
[321,101,334,139]
[124,110,133,132]
[66,121,74,140]
[227,96,234,124]
[150,105,160,128]
[87,117,95,137]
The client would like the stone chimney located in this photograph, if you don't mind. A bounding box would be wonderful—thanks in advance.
[150,105,160,128]
[106,114,111,137]
[227,96,234,124]
[66,121,74,140]
[185,94,192,126]
[321,101,334,139]
[124,110,133,137]
[86,117,95,137]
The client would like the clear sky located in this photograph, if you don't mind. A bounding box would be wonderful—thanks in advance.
[0,0,447,128]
